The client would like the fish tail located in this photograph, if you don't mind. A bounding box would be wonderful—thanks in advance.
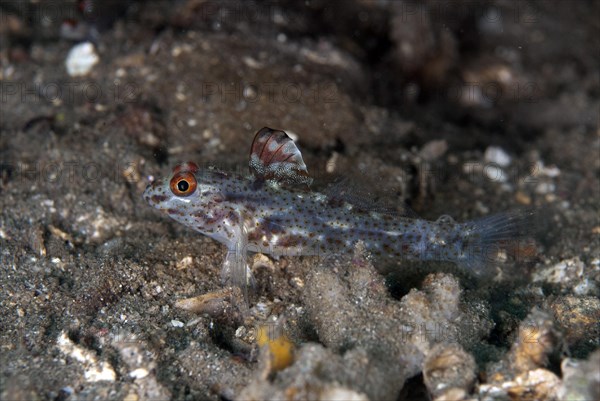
[456,209,535,271]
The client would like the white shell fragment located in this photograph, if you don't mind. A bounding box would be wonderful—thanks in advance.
[57,331,116,382]
[484,146,512,167]
[66,42,99,77]
[129,368,150,379]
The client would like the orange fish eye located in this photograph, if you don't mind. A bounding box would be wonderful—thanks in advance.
[169,171,197,196]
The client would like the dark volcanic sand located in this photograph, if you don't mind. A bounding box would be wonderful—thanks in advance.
[1,1,598,400]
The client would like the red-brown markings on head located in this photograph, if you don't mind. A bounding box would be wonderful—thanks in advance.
[173,161,199,175]
[193,210,222,225]
[151,194,168,203]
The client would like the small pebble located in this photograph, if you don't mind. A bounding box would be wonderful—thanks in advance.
[515,191,532,205]
[65,42,99,77]
[129,368,150,379]
[289,277,304,288]
[176,256,194,270]
[420,139,448,161]
[484,146,512,167]
[123,393,139,401]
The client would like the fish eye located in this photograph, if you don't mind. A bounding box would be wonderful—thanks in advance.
[169,171,197,196]
[177,180,189,192]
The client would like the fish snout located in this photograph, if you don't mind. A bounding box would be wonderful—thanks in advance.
[143,179,167,207]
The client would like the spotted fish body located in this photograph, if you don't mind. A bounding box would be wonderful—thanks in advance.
[144,127,531,294]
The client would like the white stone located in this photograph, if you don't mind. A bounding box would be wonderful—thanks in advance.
[129,368,150,379]
[484,146,512,167]
[65,42,99,77]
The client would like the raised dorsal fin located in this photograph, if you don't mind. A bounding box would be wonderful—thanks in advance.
[249,127,313,186]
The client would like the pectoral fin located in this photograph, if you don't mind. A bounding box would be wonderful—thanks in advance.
[220,228,256,303]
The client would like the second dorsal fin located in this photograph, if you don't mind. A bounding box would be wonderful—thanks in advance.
[249,127,313,186]
[322,175,420,218]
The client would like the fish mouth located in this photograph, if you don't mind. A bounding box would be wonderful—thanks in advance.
[142,185,151,203]
[143,179,171,208]
[143,181,160,205]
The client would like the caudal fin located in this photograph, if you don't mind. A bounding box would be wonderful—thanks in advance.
[457,209,536,272]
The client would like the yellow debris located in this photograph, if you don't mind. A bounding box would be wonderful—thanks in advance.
[256,325,295,372]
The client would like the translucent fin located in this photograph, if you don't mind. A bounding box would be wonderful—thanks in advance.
[457,209,536,271]
[249,127,313,186]
[220,225,256,304]
[322,175,417,217]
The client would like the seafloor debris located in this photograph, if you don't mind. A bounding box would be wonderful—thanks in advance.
[544,295,600,353]
[423,343,477,401]
[57,331,116,383]
[238,249,493,400]
[174,287,244,325]
[65,42,99,77]
[533,256,599,296]
[112,332,172,401]
[1,1,597,399]
[256,322,296,377]
[71,206,125,244]
[233,248,599,401]
[484,146,512,167]
[558,350,600,400]
[480,309,562,400]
